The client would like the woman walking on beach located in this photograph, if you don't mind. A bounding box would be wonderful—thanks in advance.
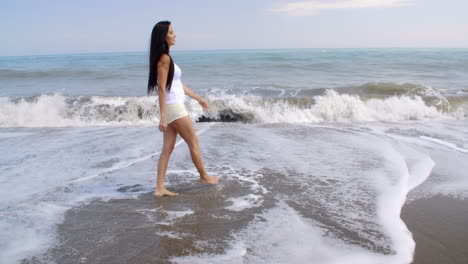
[148,21,219,197]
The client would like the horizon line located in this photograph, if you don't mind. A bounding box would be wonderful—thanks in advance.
[1,46,468,58]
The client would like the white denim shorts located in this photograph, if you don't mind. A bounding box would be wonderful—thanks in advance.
[166,103,189,124]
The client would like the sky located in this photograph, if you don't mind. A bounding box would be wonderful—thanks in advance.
[1,0,468,56]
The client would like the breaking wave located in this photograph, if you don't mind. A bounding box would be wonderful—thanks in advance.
[1,89,466,127]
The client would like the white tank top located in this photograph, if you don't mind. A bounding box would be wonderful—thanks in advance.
[165,63,185,104]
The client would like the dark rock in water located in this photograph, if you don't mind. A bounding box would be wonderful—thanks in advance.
[197,115,238,123]
[197,110,251,123]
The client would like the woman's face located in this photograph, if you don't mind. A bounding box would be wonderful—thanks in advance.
[166,25,176,46]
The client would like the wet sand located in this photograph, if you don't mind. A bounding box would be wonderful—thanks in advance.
[23,191,468,263]
[23,194,233,264]
[22,177,274,264]
[401,196,468,264]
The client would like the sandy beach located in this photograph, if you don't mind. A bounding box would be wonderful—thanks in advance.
[402,196,468,264]
[23,191,251,264]
[23,188,468,263]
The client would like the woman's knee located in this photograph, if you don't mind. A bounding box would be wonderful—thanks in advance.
[162,143,175,155]
[187,139,200,152]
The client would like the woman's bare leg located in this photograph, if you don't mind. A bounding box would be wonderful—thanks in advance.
[171,116,219,184]
[154,124,179,196]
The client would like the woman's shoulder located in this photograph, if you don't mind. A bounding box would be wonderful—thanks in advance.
[158,54,171,66]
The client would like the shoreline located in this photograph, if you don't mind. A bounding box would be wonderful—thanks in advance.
[401,196,468,264]
[21,191,468,263]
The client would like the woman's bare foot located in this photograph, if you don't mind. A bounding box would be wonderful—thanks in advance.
[200,174,219,184]
[154,188,178,197]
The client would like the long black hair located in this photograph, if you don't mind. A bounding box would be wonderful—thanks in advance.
[147,21,174,94]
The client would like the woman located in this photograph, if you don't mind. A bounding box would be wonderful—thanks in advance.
[148,21,219,197]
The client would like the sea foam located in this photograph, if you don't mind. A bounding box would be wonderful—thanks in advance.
[1,90,464,127]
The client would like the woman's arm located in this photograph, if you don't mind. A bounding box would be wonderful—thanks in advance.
[182,81,209,110]
[157,54,170,132]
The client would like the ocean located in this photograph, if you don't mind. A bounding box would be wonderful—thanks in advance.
[1,49,467,263]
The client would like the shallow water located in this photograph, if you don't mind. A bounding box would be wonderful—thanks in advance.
[1,120,467,263]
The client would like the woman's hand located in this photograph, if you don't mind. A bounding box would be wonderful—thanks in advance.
[182,82,209,110]
[159,118,168,133]
[198,99,210,110]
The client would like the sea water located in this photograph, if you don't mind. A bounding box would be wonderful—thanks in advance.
[0,49,467,263]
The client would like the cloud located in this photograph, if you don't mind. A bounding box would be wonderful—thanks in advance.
[270,0,414,16]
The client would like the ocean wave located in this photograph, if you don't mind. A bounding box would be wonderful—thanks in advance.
[198,90,466,123]
[0,90,466,127]
[0,95,158,127]
[300,82,465,112]
[342,82,448,97]
[0,69,121,80]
